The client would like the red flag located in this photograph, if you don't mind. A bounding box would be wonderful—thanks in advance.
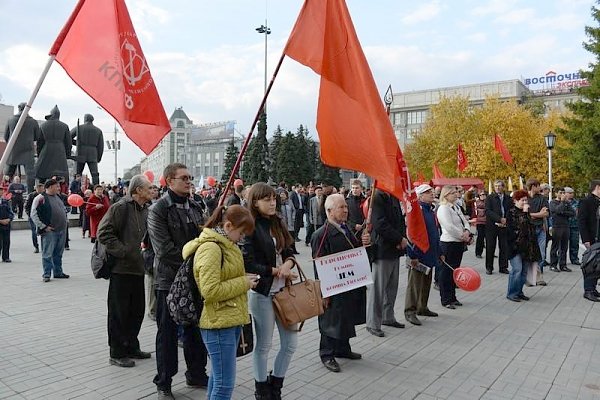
[457,143,468,172]
[49,0,170,155]
[284,0,402,198]
[433,163,445,179]
[416,171,426,183]
[494,134,513,165]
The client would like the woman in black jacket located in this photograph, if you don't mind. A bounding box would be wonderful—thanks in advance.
[241,183,297,400]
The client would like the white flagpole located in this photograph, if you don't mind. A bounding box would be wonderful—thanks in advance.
[0,55,56,175]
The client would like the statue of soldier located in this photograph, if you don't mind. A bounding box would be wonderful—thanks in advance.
[70,114,104,185]
[35,105,71,183]
[4,102,41,191]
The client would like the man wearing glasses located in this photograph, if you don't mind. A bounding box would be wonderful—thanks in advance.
[147,163,208,399]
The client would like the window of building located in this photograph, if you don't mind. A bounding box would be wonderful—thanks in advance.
[407,110,427,125]
[393,112,406,126]
[177,121,184,128]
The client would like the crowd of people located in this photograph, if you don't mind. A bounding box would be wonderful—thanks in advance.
[7,161,598,400]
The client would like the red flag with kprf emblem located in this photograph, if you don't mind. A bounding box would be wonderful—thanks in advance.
[49,0,170,155]
[457,143,468,172]
[494,134,513,165]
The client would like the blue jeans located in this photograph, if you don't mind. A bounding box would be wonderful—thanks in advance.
[535,226,546,272]
[507,255,530,299]
[248,291,298,382]
[28,218,38,249]
[40,230,65,278]
[201,327,241,400]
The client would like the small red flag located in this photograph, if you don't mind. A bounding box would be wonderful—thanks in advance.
[457,143,468,172]
[494,134,513,165]
[433,163,445,179]
[49,0,170,155]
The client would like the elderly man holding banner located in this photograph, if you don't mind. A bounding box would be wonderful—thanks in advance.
[311,194,371,373]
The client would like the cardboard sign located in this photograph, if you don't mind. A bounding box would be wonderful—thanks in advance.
[314,246,373,298]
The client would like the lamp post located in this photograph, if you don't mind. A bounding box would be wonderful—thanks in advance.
[105,123,120,184]
[255,21,271,98]
[544,131,556,201]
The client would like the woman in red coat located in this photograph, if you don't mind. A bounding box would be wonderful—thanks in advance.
[85,185,110,243]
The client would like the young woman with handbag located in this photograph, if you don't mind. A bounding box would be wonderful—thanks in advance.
[241,183,298,400]
[182,205,259,400]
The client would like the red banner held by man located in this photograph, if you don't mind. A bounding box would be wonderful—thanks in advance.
[457,143,468,172]
[494,134,513,165]
[49,0,170,155]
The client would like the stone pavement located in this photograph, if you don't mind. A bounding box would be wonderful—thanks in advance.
[1,227,599,400]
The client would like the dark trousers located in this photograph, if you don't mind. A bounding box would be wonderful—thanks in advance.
[319,334,351,360]
[0,228,10,261]
[485,225,508,272]
[440,242,464,306]
[584,274,599,292]
[11,197,23,219]
[475,224,486,256]
[305,223,314,245]
[293,210,304,240]
[77,161,100,185]
[569,227,580,263]
[550,226,569,267]
[154,290,207,391]
[108,273,145,358]
[404,267,433,316]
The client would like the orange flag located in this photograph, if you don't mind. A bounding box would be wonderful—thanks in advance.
[494,134,513,165]
[49,0,170,155]
[457,143,468,172]
[433,163,445,179]
[284,0,402,198]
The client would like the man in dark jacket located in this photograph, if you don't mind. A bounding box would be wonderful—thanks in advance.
[8,176,26,219]
[70,114,104,185]
[97,175,153,368]
[549,188,575,272]
[366,190,407,337]
[578,179,600,302]
[527,179,550,284]
[0,187,14,262]
[485,180,512,275]
[4,102,40,191]
[224,184,243,206]
[147,163,208,399]
[25,183,45,253]
[311,193,370,373]
[346,179,366,235]
[405,184,441,326]
[289,185,306,242]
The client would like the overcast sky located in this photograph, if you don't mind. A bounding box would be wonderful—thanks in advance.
[0,0,595,182]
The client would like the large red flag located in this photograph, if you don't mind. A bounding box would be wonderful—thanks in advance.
[49,0,170,155]
[494,134,513,165]
[457,143,468,172]
[433,163,445,179]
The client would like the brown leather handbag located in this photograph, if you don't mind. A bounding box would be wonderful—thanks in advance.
[272,260,324,331]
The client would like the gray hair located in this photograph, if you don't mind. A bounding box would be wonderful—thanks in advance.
[128,174,149,196]
[324,193,345,215]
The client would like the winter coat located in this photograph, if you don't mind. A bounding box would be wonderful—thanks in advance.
[4,112,40,166]
[549,199,575,228]
[97,197,148,275]
[311,221,366,339]
[70,121,104,163]
[371,191,406,260]
[507,207,542,261]
[346,194,366,233]
[183,228,250,330]
[578,194,600,245]
[86,194,110,238]
[35,106,71,179]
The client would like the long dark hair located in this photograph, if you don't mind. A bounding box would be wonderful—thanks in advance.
[246,182,293,251]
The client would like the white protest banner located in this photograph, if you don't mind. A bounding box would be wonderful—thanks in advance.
[314,246,372,298]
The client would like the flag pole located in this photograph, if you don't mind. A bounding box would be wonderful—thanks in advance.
[0,55,56,176]
[218,52,286,207]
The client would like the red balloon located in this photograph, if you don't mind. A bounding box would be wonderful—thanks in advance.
[143,170,155,182]
[159,176,166,187]
[67,194,84,208]
[3,192,12,201]
[233,178,244,187]
[453,267,481,292]
[206,176,216,187]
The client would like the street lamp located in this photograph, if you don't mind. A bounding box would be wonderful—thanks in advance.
[105,123,120,184]
[544,131,556,201]
[255,22,271,97]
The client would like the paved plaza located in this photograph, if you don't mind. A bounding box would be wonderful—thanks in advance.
[1,226,600,400]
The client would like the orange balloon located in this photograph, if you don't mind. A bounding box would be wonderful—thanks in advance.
[143,170,155,182]
[67,194,84,207]
[453,267,481,291]
[206,176,216,187]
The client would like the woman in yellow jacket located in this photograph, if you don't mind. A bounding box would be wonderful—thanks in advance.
[182,205,259,400]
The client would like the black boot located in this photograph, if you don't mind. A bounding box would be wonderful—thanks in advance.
[268,374,284,400]
[255,380,271,400]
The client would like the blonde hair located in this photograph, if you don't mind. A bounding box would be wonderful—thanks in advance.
[439,185,457,206]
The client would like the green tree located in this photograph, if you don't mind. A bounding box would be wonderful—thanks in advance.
[269,125,285,183]
[275,132,297,184]
[241,112,270,184]
[221,138,239,182]
[559,3,600,188]
[294,124,314,184]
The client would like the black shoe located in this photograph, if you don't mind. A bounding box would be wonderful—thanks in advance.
[54,274,70,279]
[443,304,456,309]
[382,320,405,328]
[537,280,547,286]
[295,238,301,242]
[417,309,439,317]
[293,251,300,255]
[476,254,483,259]
[572,260,581,266]
[499,269,509,274]
[405,314,422,326]
[109,357,135,367]
[486,270,493,275]
[451,300,463,306]
[507,296,521,302]
[157,388,175,400]
[334,351,362,360]
[366,327,385,337]
[43,277,50,283]
[322,358,341,372]
[560,266,572,272]
[549,266,560,272]
[433,282,440,290]
[3,259,11,263]
[186,376,209,388]
[34,248,39,253]
[65,247,70,251]
[584,292,600,302]
[128,350,151,359]
[518,294,530,301]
